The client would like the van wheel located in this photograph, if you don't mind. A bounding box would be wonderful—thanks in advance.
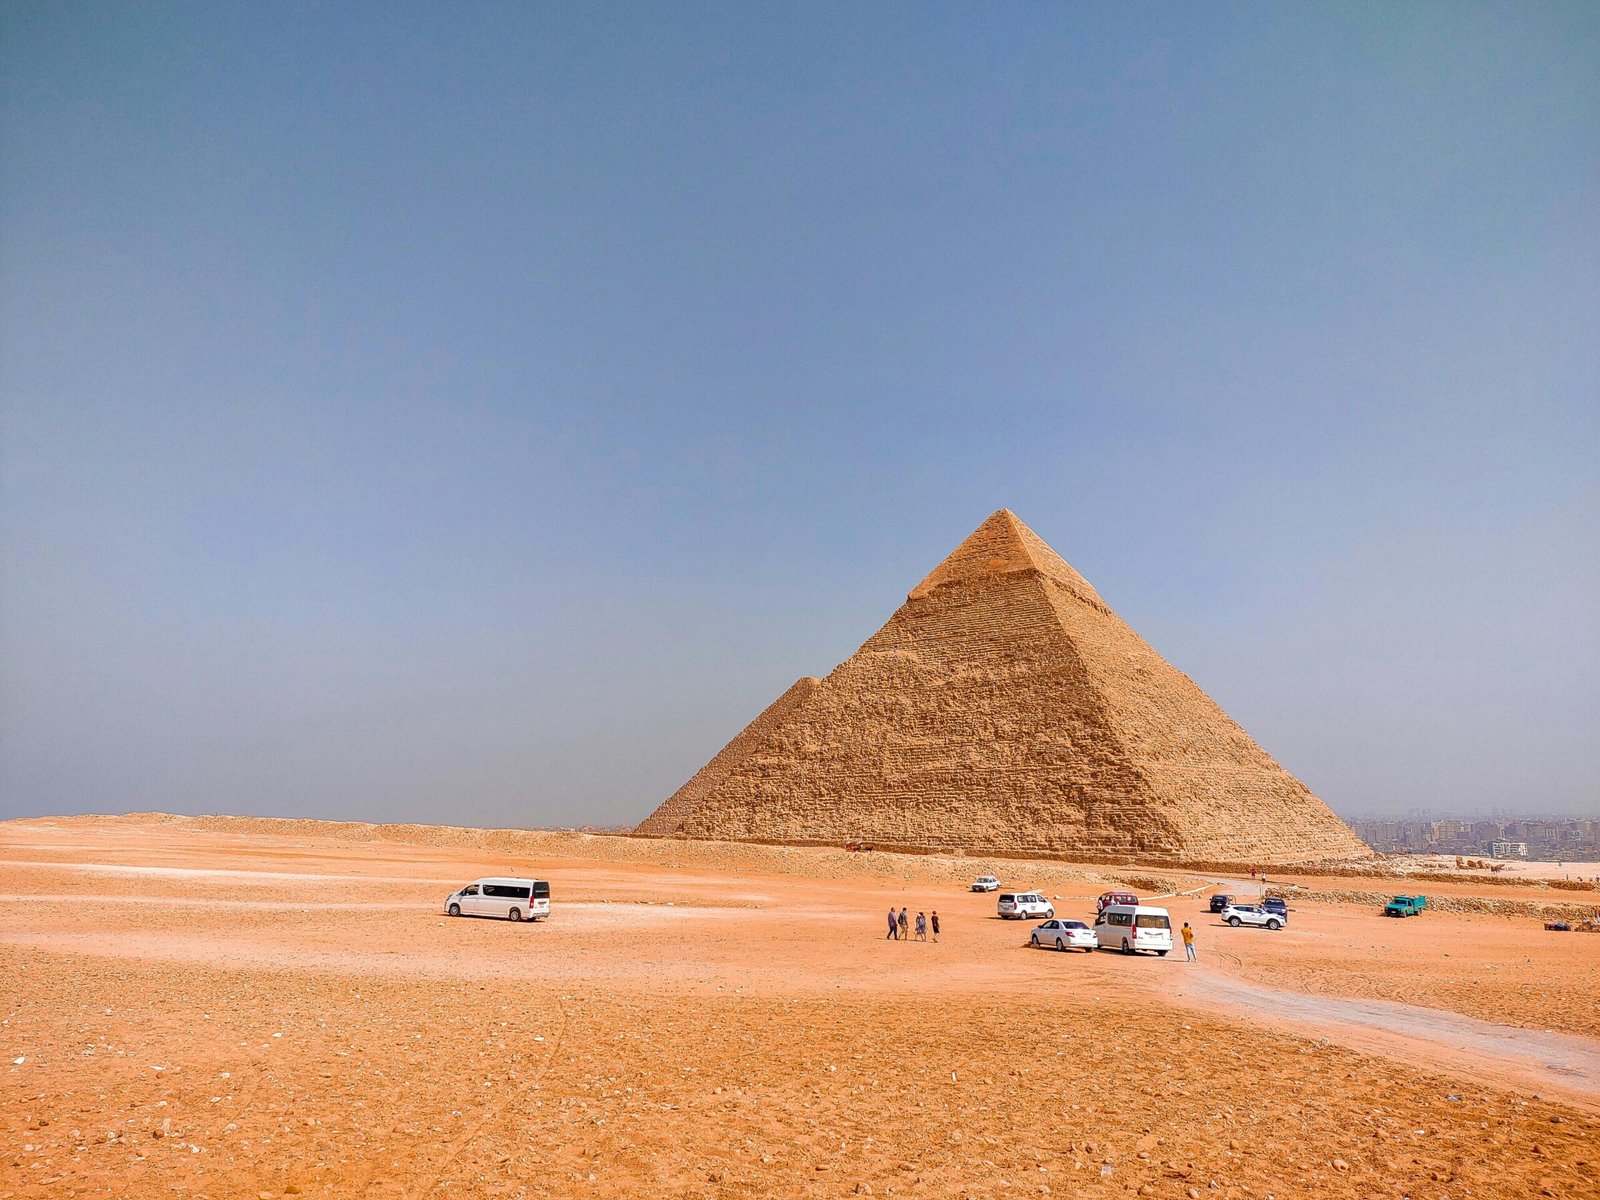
[1055,938,1065,951]
[509,908,522,922]
[1228,916,1242,927]
[1122,939,1132,955]
[448,904,460,917]
[1045,909,1055,918]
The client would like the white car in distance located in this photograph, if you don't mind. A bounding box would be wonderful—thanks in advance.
[1030,918,1097,952]
[971,875,1001,892]
[998,891,1054,920]
[1221,904,1285,930]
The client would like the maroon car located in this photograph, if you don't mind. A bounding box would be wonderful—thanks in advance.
[1096,890,1139,914]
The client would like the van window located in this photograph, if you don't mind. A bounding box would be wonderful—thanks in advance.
[532,882,550,899]
[484,884,531,900]
[1108,912,1131,927]
[1135,914,1170,929]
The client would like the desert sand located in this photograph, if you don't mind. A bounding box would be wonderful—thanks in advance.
[2,814,1597,1199]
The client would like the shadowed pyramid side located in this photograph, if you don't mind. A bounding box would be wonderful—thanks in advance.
[1032,573,1372,862]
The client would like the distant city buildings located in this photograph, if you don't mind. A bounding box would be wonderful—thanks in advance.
[1348,817,1599,862]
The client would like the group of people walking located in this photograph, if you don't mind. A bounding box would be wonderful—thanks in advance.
[885,905,938,941]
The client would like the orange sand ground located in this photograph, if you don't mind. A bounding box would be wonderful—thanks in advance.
[2,815,1596,1200]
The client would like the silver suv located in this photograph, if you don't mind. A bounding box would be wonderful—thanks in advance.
[1221,904,1284,930]
[997,891,1053,920]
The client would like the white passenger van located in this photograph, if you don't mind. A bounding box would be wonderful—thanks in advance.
[444,878,550,923]
[997,891,1054,920]
[1093,903,1173,956]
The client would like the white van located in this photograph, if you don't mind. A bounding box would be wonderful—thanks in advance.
[997,891,1054,920]
[1093,904,1173,955]
[445,878,550,923]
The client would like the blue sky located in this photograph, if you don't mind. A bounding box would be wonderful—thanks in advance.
[2,2,1596,825]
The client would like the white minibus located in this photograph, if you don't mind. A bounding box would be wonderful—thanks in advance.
[444,877,550,922]
[1093,903,1173,956]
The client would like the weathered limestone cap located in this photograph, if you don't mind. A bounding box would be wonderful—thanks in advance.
[909,508,1103,606]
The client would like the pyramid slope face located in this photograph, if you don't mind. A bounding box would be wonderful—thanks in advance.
[635,676,822,836]
[640,511,1371,866]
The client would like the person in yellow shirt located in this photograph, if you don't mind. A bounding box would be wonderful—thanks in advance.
[1181,921,1197,962]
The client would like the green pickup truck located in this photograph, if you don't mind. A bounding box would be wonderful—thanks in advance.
[1383,894,1427,917]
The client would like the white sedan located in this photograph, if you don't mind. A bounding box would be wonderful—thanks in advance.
[1030,918,1098,952]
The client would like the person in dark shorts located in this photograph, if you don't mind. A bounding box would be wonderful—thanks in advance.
[897,907,909,940]
[930,910,940,942]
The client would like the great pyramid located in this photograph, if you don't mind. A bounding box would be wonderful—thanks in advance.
[638,510,1372,866]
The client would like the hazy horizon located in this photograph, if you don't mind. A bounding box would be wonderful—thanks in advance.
[3,4,1596,826]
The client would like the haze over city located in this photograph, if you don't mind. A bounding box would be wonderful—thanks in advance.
[3,3,1596,827]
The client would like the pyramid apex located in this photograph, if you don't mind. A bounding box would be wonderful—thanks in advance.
[909,510,1103,603]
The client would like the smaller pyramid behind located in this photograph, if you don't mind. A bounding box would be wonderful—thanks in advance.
[638,510,1371,866]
